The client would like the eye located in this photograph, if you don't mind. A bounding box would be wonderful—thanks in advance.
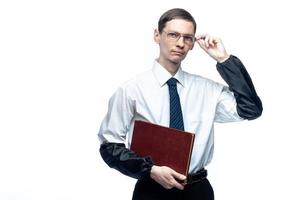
[168,32,179,38]
[184,36,194,43]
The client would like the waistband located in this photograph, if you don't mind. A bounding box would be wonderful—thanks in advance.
[184,168,207,184]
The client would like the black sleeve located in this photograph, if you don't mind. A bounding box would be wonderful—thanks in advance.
[216,55,263,120]
[100,142,154,180]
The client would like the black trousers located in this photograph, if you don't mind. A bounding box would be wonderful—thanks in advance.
[132,177,214,200]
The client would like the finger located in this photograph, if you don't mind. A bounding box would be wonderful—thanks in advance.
[166,175,184,190]
[171,170,186,181]
[163,183,173,189]
[173,180,185,190]
[195,36,202,41]
[162,175,178,189]
[212,36,220,45]
[196,39,206,50]
[158,175,173,189]
[204,34,210,48]
[195,33,207,41]
[209,35,215,47]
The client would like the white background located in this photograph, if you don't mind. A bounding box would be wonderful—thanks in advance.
[1,0,301,199]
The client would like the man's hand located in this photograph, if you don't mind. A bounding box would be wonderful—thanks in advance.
[150,165,186,190]
[196,33,230,63]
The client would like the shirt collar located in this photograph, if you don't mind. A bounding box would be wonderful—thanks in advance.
[152,60,185,87]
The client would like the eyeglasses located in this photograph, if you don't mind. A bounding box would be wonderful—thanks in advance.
[162,30,195,45]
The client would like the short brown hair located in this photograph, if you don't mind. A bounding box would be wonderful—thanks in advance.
[158,8,197,33]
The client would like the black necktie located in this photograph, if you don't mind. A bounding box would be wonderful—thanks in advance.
[167,78,184,131]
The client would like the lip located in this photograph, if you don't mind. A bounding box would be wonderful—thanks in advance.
[171,51,185,56]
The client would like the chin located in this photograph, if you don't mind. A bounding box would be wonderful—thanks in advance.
[170,56,185,64]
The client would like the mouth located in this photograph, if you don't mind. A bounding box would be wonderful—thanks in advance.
[171,51,185,56]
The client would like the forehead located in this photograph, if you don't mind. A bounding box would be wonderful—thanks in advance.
[164,19,195,35]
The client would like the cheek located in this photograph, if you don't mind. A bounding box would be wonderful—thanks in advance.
[160,43,171,54]
[184,45,193,54]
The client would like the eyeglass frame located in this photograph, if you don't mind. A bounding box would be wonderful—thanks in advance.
[161,30,196,45]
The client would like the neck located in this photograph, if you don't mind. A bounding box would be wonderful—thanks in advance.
[157,57,181,76]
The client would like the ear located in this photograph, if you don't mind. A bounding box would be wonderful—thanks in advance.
[154,29,160,44]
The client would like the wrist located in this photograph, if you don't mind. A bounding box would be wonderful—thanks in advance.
[150,165,159,178]
[216,54,230,63]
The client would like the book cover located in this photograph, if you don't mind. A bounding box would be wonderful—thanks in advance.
[130,120,195,176]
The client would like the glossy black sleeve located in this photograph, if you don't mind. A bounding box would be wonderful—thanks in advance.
[100,142,154,180]
[216,55,263,120]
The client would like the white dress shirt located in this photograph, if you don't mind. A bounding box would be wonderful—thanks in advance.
[98,60,243,173]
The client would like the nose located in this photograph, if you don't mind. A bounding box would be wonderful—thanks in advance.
[176,36,185,49]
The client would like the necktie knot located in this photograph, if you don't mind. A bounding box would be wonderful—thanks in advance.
[167,78,178,87]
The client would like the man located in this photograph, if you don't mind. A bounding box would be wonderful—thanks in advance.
[98,8,262,200]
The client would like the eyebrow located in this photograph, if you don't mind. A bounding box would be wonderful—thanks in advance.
[166,30,195,36]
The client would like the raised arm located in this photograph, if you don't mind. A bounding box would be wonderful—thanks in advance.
[216,55,262,120]
[196,33,262,120]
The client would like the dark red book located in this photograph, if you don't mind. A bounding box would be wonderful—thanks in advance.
[130,120,195,176]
